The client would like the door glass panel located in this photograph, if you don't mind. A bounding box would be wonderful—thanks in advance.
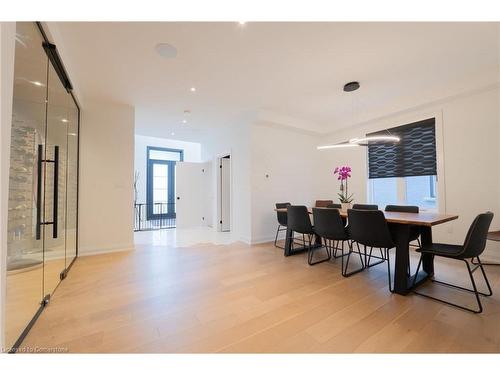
[43,61,68,296]
[149,149,181,161]
[153,163,168,211]
[5,22,47,349]
[65,100,78,266]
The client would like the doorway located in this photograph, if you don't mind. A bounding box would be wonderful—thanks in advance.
[141,146,183,228]
[218,154,231,232]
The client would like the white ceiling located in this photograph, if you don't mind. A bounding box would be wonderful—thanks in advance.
[48,22,499,140]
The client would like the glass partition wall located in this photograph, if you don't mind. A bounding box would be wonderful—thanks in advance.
[5,22,80,351]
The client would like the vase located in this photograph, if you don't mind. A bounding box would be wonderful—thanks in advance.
[341,202,352,212]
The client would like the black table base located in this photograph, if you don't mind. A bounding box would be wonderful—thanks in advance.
[390,224,434,295]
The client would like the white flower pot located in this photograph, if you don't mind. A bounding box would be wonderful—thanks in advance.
[341,202,352,212]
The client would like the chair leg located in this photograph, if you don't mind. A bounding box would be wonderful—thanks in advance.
[308,234,330,266]
[366,246,386,268]
[342,241,365,277]
[330,239,346,259]
[476,257,493,296]
[274,225,281,248]
[412,256,491,314]
[471,255,500,267]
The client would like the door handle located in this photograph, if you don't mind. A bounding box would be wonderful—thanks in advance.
[52,146,59,239]
[36,145,43,240]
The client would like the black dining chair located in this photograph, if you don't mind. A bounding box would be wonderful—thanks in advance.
[312,208,349,260]
[385,204,421,247]
[346,209,395,291]
[287,205,330,265]
[327,203,347,225]
[411,212,494,313]
[345,204,379,260]
[274,202,291,249]
[352,203,379,210]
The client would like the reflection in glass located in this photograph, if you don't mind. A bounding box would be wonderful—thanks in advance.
[5,22,47,349]
[65,100,78,266]
[42,61,68,296]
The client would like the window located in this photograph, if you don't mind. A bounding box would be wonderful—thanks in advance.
[369,175,437,210]
[368,118,438,211]
[146,147,183,219]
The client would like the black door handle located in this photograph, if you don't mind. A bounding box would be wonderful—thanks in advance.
[52,146,59,239]
[36,145,43,240]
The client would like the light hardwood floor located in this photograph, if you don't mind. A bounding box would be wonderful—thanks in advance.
[19,239,500,353]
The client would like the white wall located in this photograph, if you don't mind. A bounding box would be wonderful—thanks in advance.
[0,21,16,351]
[78,99,135,255]
[319,86,500,260]
[201,124,252,243]
[250,122,331,243]
[133,134,201,205]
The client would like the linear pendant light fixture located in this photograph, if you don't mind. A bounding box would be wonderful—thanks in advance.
[317,142,360,150]
[349,135,400,146]
[317,81,400,150]
[317,133,400,150]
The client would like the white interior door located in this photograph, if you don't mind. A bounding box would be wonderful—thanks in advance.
[220,157,231,232]
[176,162,210,228]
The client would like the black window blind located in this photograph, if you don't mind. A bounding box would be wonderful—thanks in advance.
[367,118,437,179]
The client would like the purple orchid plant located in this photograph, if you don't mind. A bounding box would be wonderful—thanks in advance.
[333,165,353,203]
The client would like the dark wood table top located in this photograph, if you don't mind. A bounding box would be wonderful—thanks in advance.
[274,207,458,227]
[487,231,500,242]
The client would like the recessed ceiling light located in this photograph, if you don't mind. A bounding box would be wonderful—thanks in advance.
[182,119,187,124]
[155,43,177,59]
[190,87,196,92]
[61,118,69,123]
[171,132,175,136]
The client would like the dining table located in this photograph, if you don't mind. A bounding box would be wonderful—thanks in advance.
[274,207,458,295]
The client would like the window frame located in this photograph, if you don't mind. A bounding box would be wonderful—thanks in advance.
[146,146,184,220]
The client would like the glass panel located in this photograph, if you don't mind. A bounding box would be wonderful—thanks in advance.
[149,149,181,161]
[5,22,47,349]
[153,188,168,203]
[153,163,168,177]
[405,175,437,210]
[152,164,168,204]
[65,93,79,266]
[43,60,68,296]
[370,177,398,208]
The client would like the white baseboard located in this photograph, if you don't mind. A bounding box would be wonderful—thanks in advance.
[248,235,279,245]
[238,236,253,245]
[77,244,135,257]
